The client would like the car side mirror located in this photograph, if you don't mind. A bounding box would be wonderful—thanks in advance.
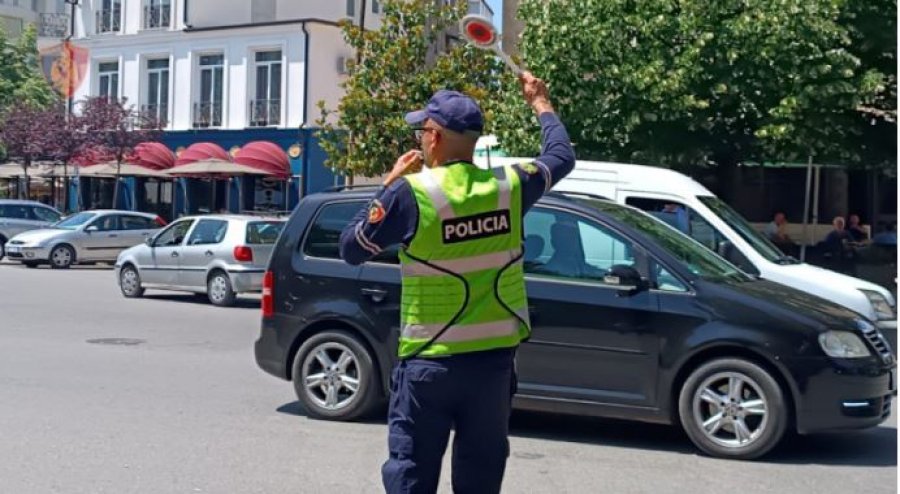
[85,225,98,233]
[605,264,649,296]
[145,236,155,247]
[716,240,733,258]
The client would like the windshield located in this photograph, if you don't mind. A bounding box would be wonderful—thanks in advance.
[54,212,97,230]
[697,196,793,263]
[572,198,751,282]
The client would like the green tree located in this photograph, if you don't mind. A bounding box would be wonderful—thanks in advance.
[0,24,58,110]
[493,0,892,169]
[317,0,502,178]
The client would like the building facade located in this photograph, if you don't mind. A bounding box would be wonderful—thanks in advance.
[58,0,491,217]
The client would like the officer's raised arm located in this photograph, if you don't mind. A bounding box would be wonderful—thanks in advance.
[513,72,576,212]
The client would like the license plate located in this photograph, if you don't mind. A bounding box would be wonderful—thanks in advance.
[6,246,20,254]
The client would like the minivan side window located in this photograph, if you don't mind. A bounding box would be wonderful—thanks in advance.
[624,196,757,275]
[524,207,639,284]
[303,202,364,259]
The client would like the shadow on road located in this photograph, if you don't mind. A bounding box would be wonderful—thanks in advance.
[276,401,896,467]
[141,293,261,310]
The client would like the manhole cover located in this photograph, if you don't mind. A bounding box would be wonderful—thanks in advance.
[86,338,146,346]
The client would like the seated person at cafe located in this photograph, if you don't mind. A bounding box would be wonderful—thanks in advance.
[847,214,868,242]
[764,212,797,256]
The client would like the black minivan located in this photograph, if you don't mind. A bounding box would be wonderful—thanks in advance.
[255,190,896,459]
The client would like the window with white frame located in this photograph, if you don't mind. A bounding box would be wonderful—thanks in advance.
[96,0,122,33]
[98,61,119,101]
[144,58,169,126]
[250,50,282,127]
[143,0,171,30]
[372,0,380,14]
[346,0,355,17]
[194,54,224,128]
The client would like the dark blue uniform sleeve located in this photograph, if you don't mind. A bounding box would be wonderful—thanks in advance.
[510,112,576,213]
[339,180,418,265]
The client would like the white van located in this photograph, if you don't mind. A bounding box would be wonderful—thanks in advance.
[474,157,897,335]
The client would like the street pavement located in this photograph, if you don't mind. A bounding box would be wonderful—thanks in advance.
[0,262,896,493]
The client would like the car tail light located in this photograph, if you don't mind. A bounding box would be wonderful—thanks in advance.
[154,216,168,227]
[262,270,274,318]
[233,246,254,262]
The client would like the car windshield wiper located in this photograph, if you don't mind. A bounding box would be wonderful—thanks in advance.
[775,255,800,265]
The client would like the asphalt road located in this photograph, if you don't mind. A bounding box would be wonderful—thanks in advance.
[0,263,896,494]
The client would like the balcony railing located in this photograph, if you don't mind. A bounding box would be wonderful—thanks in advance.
[248,99,281,127]
[95,9,121,33]
[143,5,171,30]
[193,101,222,128]
[141,104,168,129]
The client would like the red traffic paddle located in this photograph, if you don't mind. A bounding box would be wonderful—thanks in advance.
[459,14,523,76]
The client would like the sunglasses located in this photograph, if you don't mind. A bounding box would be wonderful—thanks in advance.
[412,126,440,141]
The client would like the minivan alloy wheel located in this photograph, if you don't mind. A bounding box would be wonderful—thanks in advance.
[301,342,361,411]
[693,371,769,448]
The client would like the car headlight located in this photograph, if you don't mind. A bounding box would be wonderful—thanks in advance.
[818,331,871,358]
[861,290,896,321]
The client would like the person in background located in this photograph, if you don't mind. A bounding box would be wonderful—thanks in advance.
[765,212,792,244]
[823,216,851,247]
[872,222,897,246]
[661,203,690,233]
[847,214,868,242]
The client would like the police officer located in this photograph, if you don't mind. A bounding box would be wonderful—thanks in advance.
[339,72,574,494]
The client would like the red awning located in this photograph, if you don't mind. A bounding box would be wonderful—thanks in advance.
[233,141,290,179]
[175,142,231,166]
[130,142,175,170]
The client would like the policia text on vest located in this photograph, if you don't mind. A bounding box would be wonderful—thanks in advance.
[443,210,512,244]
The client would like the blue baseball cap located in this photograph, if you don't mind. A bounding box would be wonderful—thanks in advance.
[405,90,484,134]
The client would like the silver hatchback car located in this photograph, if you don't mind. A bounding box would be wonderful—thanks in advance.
[0,200,63,259]
[115,215,286,306]
[6,210,164,268]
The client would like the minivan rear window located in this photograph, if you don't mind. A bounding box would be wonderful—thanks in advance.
[246,221,286,245]
[303,202,364,258]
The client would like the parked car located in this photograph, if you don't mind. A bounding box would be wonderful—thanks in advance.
[255,190,895,460]
[115,215,286,307]
[473,157,898,344]
[0,199,62,260]
[5,210,165,268]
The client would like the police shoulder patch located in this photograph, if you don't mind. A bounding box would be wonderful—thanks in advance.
[518,162,539,175]
[368,200,386,224]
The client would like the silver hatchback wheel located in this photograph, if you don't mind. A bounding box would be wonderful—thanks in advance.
[301,342,361,411]
[50,245,74,269]
[119,266,144,298]
[692,371,770,449]
[207,271,236,306]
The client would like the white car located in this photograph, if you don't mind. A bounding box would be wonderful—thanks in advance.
[475,157,897,344]
[5,210,165,268]
[115,215,285,306]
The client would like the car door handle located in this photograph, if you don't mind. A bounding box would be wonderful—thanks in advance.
[108,234,118,238]
[361,287,387,303]
[171,252,179,258]
[204,250,214,257]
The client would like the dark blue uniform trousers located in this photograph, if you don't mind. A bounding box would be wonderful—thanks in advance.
[382,348,517,494]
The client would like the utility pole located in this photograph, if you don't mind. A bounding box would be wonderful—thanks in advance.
[64,0,81,212]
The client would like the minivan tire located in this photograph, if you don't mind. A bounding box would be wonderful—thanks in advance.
[119,265,145,298]
[50,245,75,269]
[678,357,788,460]
[207,271,236,307]
[292,330,379,421]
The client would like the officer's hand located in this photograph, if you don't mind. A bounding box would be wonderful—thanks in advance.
[519,71,554,115]
[383,150,423,187]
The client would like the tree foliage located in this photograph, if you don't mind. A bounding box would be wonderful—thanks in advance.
[493,0,895,168]
[317,0,502,177]
[0,24,57,111]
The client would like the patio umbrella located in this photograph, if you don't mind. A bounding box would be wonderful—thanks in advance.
[81,162,171,178]
[166,159,274,213]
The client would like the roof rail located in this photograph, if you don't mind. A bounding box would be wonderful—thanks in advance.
[323,184,384,192]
